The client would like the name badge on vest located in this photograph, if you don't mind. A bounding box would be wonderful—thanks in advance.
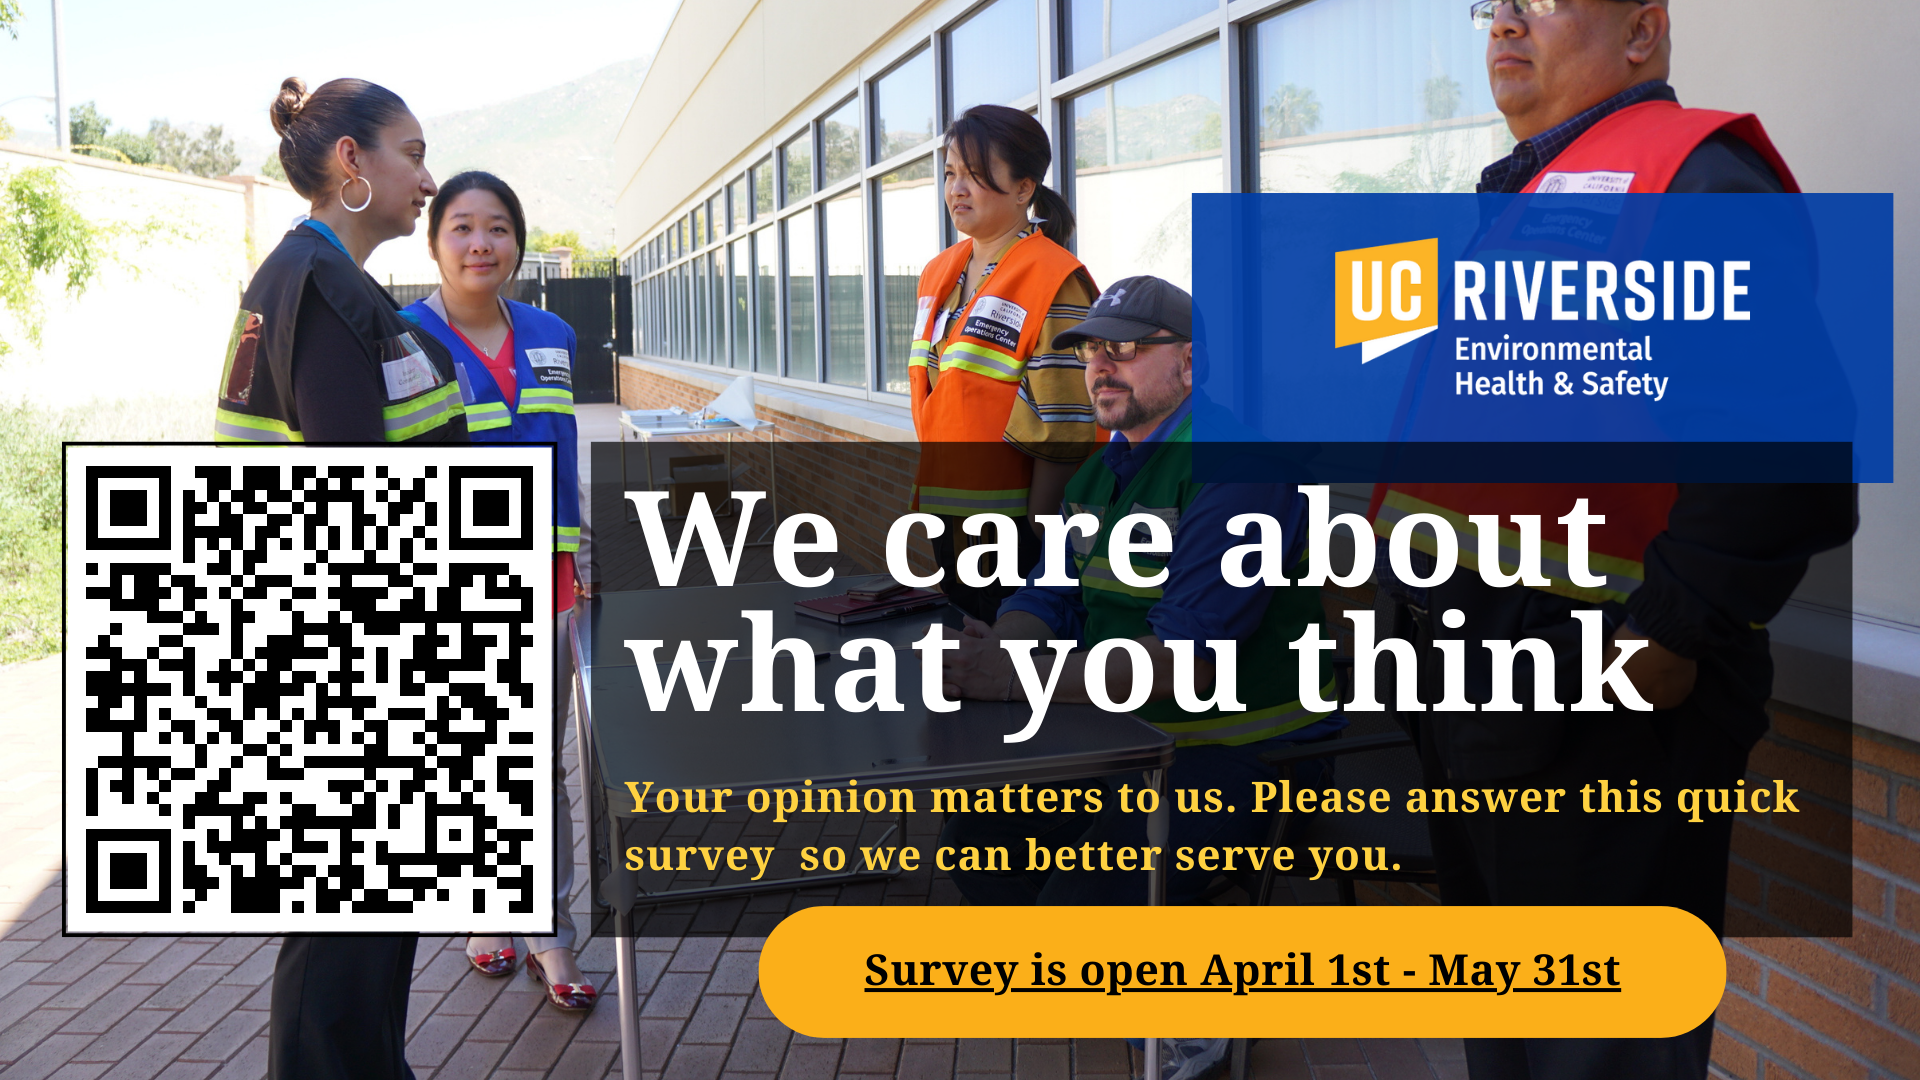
[377,331,444,402]
[912,296,935,342]
[1534,170,1635,194]
[527,347,572,388]
[960,295,1028,352]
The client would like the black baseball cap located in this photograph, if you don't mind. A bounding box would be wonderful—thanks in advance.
[1051,275,1192,349]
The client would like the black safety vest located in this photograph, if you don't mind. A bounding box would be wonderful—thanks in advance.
[215,225,467,443]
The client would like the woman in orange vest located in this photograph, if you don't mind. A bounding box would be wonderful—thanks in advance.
[910,105,1103,620]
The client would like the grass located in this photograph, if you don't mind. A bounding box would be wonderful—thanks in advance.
[0,394,207,665]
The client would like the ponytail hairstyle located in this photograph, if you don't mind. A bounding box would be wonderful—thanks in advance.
[943,104,1074,246]
[428,171,528,275]
[269,76,412,201]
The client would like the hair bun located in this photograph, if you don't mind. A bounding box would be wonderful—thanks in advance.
[270,77,310,137]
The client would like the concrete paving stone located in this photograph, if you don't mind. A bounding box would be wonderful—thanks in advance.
[897,1040,956,1080]
[237,983,272,1013]
[624,949,674,996]
[570,995,628,1043]
[1428,1059,1469,1080]
[204,1034,267,1080]
[10,906,65,944]
[471,977,545,1035]
[576,934,622,974]
[724,1018,794,1072]
[838,1039,901,1073]
[719,1072,779,1080]
[1246,1040,1311,1080]
[1417,1040,1464,1062]
[1015,1041,1070,1080]
[1305,1065,1375,1079]
[176,1010,266,1064]
[743,990,774,1020]
[157,985,254,1035]
[707,951,761,996]
[405,1013,479,1068]
[99,1041,202,1080]
[46,1062,110,1080]
[0,1006,80,1062]
[411,946,474,993]
[1361,1039,1435,1080]
[46,963,145,1012]
[731,913,785,938]
[60,983,161,1035]
[0,958,52,999]
[958,1039,1015,1071]
[144,1053,217,1068]
[432,968,510,1018]
[0,938,44,965]
[137,966,225,1011]
[776,1041,842,1080]
[426,1038,508,1080]
[552,1037,619,1079]
[126,942,215,985]
[215,942,278,987]
[670,936,727,973]
[665,1042,731,1080]
[497,1008,584,1070]
[103,938,174,967]
[72,1009,173,1063]
[27,938,125,982]
[1071,1040,1131,1075]
[194,938,260,968]
[682,993,750,1044]
[640,972,710,1019]
[1301,1040,1366,1066]
[640,1017,688,1072]
[484,1072,547,1080]
[3,1033,94,1080]
[725,937,766,952]
[406,989,442,1038]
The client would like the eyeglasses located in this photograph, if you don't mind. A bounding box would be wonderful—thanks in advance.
[1071,336,1189,363]
[1470,0,1648,31]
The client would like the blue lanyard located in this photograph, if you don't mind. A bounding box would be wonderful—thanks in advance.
[303,218,352,258]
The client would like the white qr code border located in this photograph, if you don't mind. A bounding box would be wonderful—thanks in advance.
[64,444,555,935]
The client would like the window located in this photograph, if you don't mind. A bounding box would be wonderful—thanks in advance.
[755,227,778,374]
[1064,0,1216,74]
[786,208,818,381]
[707,251,727,365]
[876,155,938,395]
[708,194,724,239]
[692,204,707,248]
[949,0,1038,114]
[1251,0,1500,194]
[823,189,866,387]
[821,97,862,187]
[680,216,692,254]
[752,157,775,217]
[694,257,709,362]
[1070,42,1222,291]
[730,176,749,232]
[730,237,751,368]
[873,48,936,163]
[782,131,813,206]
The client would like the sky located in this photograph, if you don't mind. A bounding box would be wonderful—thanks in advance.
[0,0,679,148]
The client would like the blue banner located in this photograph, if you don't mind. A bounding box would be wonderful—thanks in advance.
[1192,193,1892,482]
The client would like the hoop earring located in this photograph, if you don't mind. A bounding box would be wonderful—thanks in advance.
[340,175,373,213]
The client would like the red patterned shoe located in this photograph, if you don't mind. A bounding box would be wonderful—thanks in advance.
[466,944,517,977]
[526,951,598,1013]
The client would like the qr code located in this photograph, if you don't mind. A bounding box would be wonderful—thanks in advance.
[63,445,554,935]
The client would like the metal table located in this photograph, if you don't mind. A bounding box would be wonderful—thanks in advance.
[616,409,781,540]
[571,581,1176,1080]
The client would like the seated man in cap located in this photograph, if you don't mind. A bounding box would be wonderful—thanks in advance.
[939,274,1344,908]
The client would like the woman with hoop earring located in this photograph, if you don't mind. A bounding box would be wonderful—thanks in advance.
[229,77,466,1080]
[216,76,468,447]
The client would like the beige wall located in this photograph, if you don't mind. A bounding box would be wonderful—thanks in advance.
[1668,0,1920,628]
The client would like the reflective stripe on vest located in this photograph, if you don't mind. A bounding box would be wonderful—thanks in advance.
[556,525,581,553]
[517,387,575,415]
[381,382,464,441]
[1372,487,1646,605]
[913,484,1029,518]
[908,338,938,370]
[1150,682,1339,746]
[214,407,304,444]
[465,401,512,432]
[939,340,1023,382]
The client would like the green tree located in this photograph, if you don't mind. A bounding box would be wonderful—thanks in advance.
[1263,83,1323,142]
[150,120,240,178]
[261,154,286,181]
[69,102,157,166]
[0,0,21,36]
[0,166,105,355]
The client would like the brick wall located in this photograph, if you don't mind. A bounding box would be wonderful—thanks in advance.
[619,359,1920,1079]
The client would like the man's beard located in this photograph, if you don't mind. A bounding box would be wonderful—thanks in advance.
[1093,374,1183,432]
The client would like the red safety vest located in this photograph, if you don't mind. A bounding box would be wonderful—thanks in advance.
[909,232,1093,517]
[1370,101,1797,604]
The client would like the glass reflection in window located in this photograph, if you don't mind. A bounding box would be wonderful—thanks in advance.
[873,48,935,162]
[1064,0,1216,74]
[786,208,817,381]
[821,97,862,187]
[823,189,865,387]
[876,156,937,395]
[949,0,1038,114]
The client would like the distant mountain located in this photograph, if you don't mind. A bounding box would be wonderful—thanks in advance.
[413,56,652,243]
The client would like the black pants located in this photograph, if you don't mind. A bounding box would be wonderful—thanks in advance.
[270,934,418,1080]
[928,513,1044,623]
[1419,709,1746,1080]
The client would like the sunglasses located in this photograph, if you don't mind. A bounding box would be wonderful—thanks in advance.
[1470,0,1649,31]
[1071,336,1190,363]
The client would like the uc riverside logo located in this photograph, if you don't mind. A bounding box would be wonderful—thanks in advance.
[1335,238,1439,363]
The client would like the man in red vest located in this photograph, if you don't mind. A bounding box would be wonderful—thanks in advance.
[1373,3,1858,1077]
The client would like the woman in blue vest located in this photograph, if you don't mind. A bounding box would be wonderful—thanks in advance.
[403,171,594,1013]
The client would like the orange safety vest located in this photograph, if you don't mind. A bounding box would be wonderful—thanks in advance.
[1371,102,1797,604]
[908,232,1092,517]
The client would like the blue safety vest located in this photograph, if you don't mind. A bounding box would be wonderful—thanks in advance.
[403,298,582,554]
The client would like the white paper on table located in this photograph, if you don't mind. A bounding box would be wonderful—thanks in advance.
[704,374,759,428]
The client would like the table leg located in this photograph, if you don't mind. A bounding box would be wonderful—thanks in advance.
[1143,766,1168,1080]
[615,907,641,1080]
